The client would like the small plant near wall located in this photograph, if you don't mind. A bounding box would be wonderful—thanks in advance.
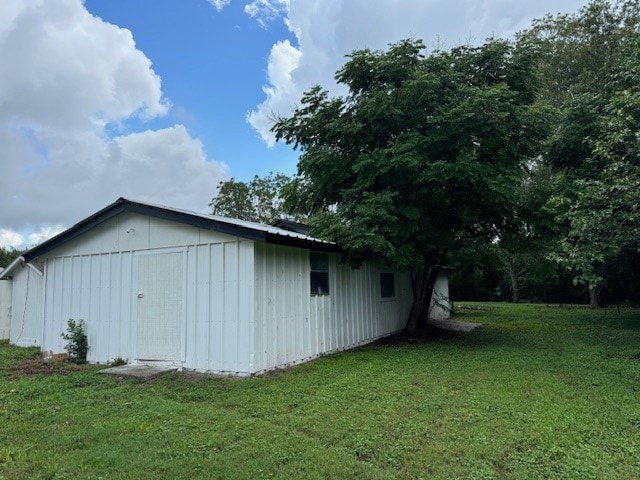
[110,357,127,367]
[61,319,88,364]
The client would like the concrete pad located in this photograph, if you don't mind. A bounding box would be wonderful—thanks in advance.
[430,318,480,332]
[99,364,178,380]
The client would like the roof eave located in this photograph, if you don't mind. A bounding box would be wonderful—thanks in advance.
[23,198,128,262]
[265,233,341,253]
[23,198,337,261]
[0,256,25,279]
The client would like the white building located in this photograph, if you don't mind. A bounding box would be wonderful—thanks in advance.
[0,198,450,375]
[0,259,44,345]
[0,267,11,339]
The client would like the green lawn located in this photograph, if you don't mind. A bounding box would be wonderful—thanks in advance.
[1,303,640,479]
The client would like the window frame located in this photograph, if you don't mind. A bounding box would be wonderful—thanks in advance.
[310,251,330,296]
[380,272,396,300]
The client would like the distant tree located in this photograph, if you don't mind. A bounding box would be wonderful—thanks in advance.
[0,246,24,268]
[209,173,297,224]
[520,0,640,110]
[274,39,548,334]
[448,241,504,302]
[494,161,562,303]
[560,39,640,291]
[521,0,640,306]
[552,116,640,291]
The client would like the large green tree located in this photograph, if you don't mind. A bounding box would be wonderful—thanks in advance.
[274,39,547,333]
[521,0,640,305]
[552,89,640,290]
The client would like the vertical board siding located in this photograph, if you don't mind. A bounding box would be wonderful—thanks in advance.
[42,253,126,362]
[41,241,254,373]
[211,244,225,371]
[253,245,313,372]
[40,214,255,374]
[0,279,11,339]
[253,244,414,374]
[98,255,112,362]
[119,252,133,360]
[9,265,44,347]
[238,241,254,373]
[192,244,210,369]
[184,240,254,374]
[222,243,237,372]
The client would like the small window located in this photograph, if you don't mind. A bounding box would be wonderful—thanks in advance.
[310,251,329,295]
[380,272,395,298]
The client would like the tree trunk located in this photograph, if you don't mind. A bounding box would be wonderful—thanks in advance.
[589,286,601,309]
[405,264,441,335]
[497,247,521,304]
[507,261,521,304]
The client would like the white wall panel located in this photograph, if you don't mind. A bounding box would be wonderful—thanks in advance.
[253,244,415,374]
[41,243,256,372]
[429,272,451,320]
[118,252,133,360]
[210,243,225,370]
[0,279,11,339]
[42,253,127,362]
[254,245,313,373]
[148,218,199,249]
[40,212,255,374]
[49,213,238,258]
[182,241,254,374]
[9,264,43,347]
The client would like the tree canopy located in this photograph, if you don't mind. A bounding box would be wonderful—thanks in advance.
[521,0,640,299]
[209,173,295,224]
[274,38,547,332]
[0,246,24,269]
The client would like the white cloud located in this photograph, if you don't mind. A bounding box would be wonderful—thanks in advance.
[246,40,302,146]
[0,0,169,130]
[106,125,227,211]
[28,226,65,247]
[0,0,228,247]
[0,230,24,250]
[244,0,289,28]
[208,0,231,12]
[246,0,591,144]
[1,124,227,244]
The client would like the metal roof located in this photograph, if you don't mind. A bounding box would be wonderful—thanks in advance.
[270,219,311,235]
[23,197,339,262]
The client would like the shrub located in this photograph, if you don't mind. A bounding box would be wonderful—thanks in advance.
[110,357,127,367]
[61,319,88,364]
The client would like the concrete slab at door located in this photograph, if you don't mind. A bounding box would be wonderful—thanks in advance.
[136,252,183,361]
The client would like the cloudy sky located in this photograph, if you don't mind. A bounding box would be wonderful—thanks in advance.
[0,0,591,249]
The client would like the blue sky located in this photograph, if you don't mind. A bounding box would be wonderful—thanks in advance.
[84,0,299,180]
[0,0,591,250]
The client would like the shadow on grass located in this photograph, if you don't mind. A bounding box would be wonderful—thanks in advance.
[374,324,463,346]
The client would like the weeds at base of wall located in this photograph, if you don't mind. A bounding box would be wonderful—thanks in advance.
[61,319,88,364]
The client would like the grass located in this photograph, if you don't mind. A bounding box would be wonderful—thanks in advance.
[1,303,640,479]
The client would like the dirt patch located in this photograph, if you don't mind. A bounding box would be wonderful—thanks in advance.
[11,355,89,376]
